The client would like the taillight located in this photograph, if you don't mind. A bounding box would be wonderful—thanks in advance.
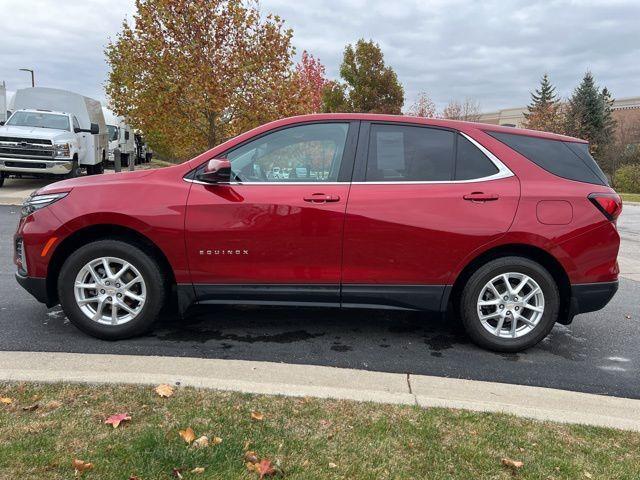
[588,193,622,221]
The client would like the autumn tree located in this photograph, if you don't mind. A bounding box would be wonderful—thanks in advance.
[322,39,404,114]
[105,0,315,160]
[522,74,565,133]
[441,98,481,121]
[293,51,328,113]
[406,92,437,118]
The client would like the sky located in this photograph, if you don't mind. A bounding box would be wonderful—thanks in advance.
[1,0,639,113]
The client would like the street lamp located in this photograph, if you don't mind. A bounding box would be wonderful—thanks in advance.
[19,68,35,87]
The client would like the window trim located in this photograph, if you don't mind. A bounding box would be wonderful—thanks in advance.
[185,120,360,185]
[353,121,512,185]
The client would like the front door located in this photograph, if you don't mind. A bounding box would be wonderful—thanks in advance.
[341,122,520,310]
[185,121,358,305]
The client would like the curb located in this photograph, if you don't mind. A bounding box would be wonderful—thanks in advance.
[1,351,639,431]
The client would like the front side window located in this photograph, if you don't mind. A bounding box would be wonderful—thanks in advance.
[72,116,81,131]
[7,111,70,131]
[107,125,118,141]
[226,123,349,182]
[366,124,455,181]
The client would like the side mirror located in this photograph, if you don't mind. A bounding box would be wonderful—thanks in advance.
[197,159,232,184]
[74,127,82,133]
[90,123,99,135]
[0,121,4,126]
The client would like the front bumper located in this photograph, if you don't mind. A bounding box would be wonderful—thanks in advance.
[0,157,73,175]
[15,271,54,306]
[571,280,619,315]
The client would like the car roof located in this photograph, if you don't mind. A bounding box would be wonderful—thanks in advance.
[259,113,588,144]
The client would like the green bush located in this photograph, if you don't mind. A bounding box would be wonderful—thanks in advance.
[614,163,640,193]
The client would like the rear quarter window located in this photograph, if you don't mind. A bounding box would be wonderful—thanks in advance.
[487,131,608,186]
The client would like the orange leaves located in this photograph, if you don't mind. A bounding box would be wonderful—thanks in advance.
[179,427,196,444]
[250,411,265,421]
[0,397,12,405]
[245,452,277,479]
[501,457,524,470]
[104,413,131,428]
[155,384,175,398]
[72,458,94,476]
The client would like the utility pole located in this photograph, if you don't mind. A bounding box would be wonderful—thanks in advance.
[19,68,35,87]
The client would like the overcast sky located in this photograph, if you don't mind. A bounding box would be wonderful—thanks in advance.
[1,0,638,112]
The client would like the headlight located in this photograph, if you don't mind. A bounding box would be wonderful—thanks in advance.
[21,192,69,217]
[54,142,71,158]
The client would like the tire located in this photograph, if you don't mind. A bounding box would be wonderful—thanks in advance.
[58,240,167,340]
[66,159,82,178]
[121,154,129,167]
[459,256,559,352]
[87,161,104,175]
[0,173,5,188]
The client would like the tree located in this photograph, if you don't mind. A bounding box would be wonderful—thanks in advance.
[407,92,437,118]
[105,0,314,160]
[323,39,404,114]
[522,73,564,133]
[564,72,616,159]
[441,98,481,121]
[294,51,328,113]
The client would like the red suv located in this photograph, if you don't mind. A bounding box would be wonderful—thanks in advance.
[14,114,621,351]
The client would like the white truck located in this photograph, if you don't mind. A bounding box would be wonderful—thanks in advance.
[0,87,107,187]
[103,108,135,167]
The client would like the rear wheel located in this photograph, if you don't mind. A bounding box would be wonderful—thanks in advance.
[58,240,167,340]
[0,173,5,187]
[459,256,559,352]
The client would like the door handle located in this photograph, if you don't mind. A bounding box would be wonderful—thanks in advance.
[463,192,499,202]
[303,193,341,203]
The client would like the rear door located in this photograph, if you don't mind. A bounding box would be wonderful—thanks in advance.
[341,122,520,310]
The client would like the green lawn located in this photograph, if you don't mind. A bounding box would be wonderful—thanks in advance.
[1,382,639,479]
[620,192,640,203]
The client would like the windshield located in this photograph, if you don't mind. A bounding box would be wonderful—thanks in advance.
[107,125,119,142]
[6,111,70,131]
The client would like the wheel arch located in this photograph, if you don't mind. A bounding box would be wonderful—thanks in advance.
[449,243,573,325]
[46,224,176,306]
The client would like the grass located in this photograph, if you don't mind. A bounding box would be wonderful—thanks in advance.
[1,382,639,479]
[150,158,178,168]
[620,192,640,203]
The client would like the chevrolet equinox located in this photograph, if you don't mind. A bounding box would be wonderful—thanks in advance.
[15,114,621,351]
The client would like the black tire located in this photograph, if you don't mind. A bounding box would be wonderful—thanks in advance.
[0,173,5,188]
[87,161,105,175]
[459,256,559,352]
[66,159,82,178]
[121,153,129,167]
[58,240,167,340]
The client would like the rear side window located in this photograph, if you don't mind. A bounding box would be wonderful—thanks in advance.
[455,135,499,180]
[366,124,454,181]
[487,131,608,186]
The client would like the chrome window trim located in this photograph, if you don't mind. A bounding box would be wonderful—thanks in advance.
[183,132,513,186]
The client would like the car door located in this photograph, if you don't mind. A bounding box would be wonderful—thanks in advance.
[185,121,358,305]
[341,122,520,310]
[72,115,86,162]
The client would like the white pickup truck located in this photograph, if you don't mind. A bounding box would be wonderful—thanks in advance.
[0,87,107,187]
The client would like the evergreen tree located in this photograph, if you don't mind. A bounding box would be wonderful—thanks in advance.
[522,74,564,133]
[565,72,607,153]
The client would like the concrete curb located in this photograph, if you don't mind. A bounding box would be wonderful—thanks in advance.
[1,351,639,431]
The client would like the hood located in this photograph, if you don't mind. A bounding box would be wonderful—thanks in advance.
[37,169,157,195]
[0,124,73,142]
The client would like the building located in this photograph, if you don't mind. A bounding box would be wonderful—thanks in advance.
[479,96,640,145]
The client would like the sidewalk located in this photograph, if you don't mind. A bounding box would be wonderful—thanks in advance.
[1,351,639,431]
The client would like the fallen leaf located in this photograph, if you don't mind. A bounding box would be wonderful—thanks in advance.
[43,400,62,411]
[179,427,196,444]
[584,473,593,479]
[501,458,524,469]
[246,462,259,473]
[251,411,264,421]
[0,397,12,405]
[193,435,209,448]
[155,384,174,398]
[129,477,140,480]
[257,459,276,479]
[72,459,94,475]
[105,413,131,428]
[191,467,205,474]
[328,462,337,469]
[22,403,39,411]
[212,436,223,445]
[244,451,259,464]
[171,467,183,479]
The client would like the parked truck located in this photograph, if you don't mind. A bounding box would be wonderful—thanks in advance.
[0,87,107,187]
[103,108,135,167]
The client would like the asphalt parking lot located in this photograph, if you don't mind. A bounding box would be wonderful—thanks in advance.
[1,199,639,398]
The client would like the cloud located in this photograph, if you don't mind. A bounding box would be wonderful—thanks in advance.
[1,0,638,112]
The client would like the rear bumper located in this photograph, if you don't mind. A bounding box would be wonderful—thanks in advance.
[15,272,53,306]
[571,280,619,315]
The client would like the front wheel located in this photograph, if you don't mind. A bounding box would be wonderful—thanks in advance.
[58,240,167,340]
[0,173,5,188]
[459,256,559,352]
